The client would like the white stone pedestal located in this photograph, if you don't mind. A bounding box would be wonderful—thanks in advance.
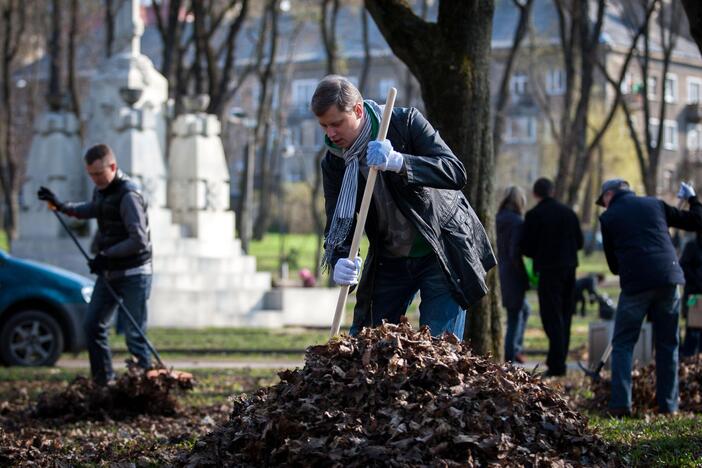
[168,111,234,240]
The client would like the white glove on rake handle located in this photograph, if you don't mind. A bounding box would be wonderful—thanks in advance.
[333,257,362,286]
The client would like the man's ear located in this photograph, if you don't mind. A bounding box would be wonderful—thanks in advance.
[354,101,363,119]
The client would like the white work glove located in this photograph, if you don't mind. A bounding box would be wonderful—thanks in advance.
[367,140,403,173]
[677,181,696,200]
[333,256,362,286]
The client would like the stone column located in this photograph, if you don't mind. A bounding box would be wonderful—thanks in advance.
[168,96,235,240]
[18,112,86,239]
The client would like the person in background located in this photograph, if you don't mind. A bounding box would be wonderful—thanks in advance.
[575,273,606,317]
[598,178,702,416]
[680,232,702,357]
[37,144,152,386]
[496,186,531,363]
[521,177,583,376]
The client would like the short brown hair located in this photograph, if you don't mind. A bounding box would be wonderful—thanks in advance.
[84,144,115,165]
[310,75,363,116]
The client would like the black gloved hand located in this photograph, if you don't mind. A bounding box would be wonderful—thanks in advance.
[88,254,109,274]
[37,186,63,211]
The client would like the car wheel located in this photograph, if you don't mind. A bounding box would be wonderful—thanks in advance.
[0,309,64,366]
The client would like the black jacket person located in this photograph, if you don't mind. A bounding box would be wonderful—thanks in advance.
[521,177,583,376]
[312,75,496,339]
[37,144,152,385]
[598,179,702,415]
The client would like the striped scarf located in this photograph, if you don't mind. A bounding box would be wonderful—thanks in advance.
[322,113,373,270]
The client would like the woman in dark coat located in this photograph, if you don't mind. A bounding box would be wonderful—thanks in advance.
[496,186,531,363]
[680,232,702,357]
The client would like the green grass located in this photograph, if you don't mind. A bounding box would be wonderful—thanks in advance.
[592,414,702,467]
[248,232,369,281]
[0,230,7,252]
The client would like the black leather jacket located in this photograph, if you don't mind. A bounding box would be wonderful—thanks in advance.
[322,106,496,319]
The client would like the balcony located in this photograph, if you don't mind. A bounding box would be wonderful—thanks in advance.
[686,103,702,123]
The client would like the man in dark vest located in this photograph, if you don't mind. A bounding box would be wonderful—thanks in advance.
[521,177,583,376]
[598,178,702,416]
[38,144,152,385]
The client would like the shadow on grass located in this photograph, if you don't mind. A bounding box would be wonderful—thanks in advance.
[591,413,702,467]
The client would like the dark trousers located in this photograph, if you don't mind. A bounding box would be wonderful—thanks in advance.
[349,255,466,339]
[537,267,576,375]
[84,274,152,384]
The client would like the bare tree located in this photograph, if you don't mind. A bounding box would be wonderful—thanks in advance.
[67,0,81,124]
[616,0,681,195]
[308,0,341,279]
[493,0,535,159]
[357,8,370,95]
[151,0,251,118]
[0,0,27,243]
[47,0,63,111]
[252,0,281,240]
[682,0,702,55]
[547,0,606,206]
[104,0,116,58]
[365,0,499,356]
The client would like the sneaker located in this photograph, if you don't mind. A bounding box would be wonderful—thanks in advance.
[514,352,527,364]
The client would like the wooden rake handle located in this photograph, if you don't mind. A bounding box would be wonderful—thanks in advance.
[329,87,397,338]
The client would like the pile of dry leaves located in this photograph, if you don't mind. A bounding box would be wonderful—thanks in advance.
[35,359,194,422]
[577,354,702,416]
[183,319,614,467]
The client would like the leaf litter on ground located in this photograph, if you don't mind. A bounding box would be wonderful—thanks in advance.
[568,354,702,417]
[183,318,616,467]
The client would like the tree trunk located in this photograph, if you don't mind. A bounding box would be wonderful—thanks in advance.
[493,0,534,160]
[252,0,280,240]
[365,0,500,357]
[682,0,702,55]
[310,0,341,280]
[67,0,81,131]
[357,9,371,96]
[105,0,115,58]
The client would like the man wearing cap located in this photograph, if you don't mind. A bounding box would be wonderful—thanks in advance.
[598,178,702,416]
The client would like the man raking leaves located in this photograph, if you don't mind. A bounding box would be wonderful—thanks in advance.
[312,75,496,338]
[38,144,191,385]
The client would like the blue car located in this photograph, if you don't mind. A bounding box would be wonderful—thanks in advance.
[0,250,93,366]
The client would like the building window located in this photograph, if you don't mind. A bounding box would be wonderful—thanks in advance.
[292,79,318,108]
[505,116,537,144]
[688,123,702,151]
[688,78,702,104]
[664,73,678,103]
[620,72,633,94]
[647,76,658,101]
[545,68,565,95]
[379,79,396,99]
[663,119,678,150]
[649,118,660,148]
[300,119,322,148]
[510,72,529,97]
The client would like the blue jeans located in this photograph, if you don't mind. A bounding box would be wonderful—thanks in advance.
[610,285,679,413]
[84,274,152,384]
[504,299,530,362]
[350,254,466,339]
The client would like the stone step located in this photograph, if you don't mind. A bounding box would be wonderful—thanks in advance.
[152,255,258,274]
[152,270,271,290]
[153,237,243,257]
[148,288,272,327]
